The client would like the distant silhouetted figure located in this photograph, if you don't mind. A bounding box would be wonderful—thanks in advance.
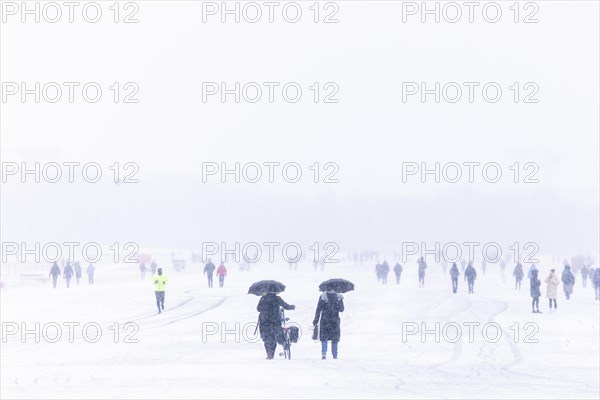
[49,263,61,288]
[530,269,542,313]
[418,257,427,288]
[393,263,403,284]
[204,259,216,288]
[63,262,74,288]
[464,263,477,294]
[87,263,95,284]
[562,265,575,300]
[545,269,559,311]
[216,263,227,288]
[139,262,147,279]
[74,262,82,285]
[449,262,460,294]
[513,263,524,290]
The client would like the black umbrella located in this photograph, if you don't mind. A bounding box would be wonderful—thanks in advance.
[319,278,355,293]
[248,280,286,296]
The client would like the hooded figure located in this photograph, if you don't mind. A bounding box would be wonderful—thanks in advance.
[527,264,538,279]
[257,293,295,360]
[545,269,559,310]
[561,265,575,299]
[530,269,542,313]
[313,289,345,359]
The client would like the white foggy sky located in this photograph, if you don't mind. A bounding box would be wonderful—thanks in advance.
[1,1,599,255]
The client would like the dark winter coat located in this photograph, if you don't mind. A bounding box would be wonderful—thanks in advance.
[204,262,216,275]
[530,272,541,297]
[418,260,427,277]
[513,264,524,279]
[592,269,600,287]
[450,264,460,279]
[375,264,382,277]
[465,265,477,281]
[63,264,74,279]
[49,263,61,277]
[257,293,294,342]
[562,269,575,285]
[313,292,344,342]
[381,262,390,275]
[393,263,403,275]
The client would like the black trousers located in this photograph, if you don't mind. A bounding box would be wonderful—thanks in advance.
[451,278,458,293]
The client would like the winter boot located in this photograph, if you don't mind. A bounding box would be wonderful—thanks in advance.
[322,353,326,360]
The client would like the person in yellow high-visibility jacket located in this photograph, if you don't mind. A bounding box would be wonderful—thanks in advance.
[152,268,168,313]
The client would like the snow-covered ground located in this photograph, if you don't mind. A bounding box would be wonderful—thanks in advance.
[1,258,599,399]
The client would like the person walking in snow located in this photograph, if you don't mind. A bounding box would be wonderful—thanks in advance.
[450,262,460,293]
[562,265,575,300]
[545,269,560,311]
[204,259,216,288]
[150,261,158,275]
[500,259,507,283]
[216,262,227,288]
[375,263,383,283]
[152,267,168,313]
[464,262,477,294]
[591,267,600,300]
[74,262,82,285]
[393,262,403,285]
[86,263,95,285]
[49,262,61,288]
[139,262,147,279]
[313,288,345,360]
[418,257,427,288]
[381,261,390,285]
[530,269,542,313]
[63,262,74,289]
[580,264,589,288]
[513,263,524,290]
[257,292,295,359]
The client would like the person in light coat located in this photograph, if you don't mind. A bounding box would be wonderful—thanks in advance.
[545,269,560,311]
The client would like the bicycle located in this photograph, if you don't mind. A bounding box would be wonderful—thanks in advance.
[277,307,298,360]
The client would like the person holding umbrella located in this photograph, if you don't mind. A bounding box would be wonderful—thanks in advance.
[313,278,353,360]
[249,280,295,360]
